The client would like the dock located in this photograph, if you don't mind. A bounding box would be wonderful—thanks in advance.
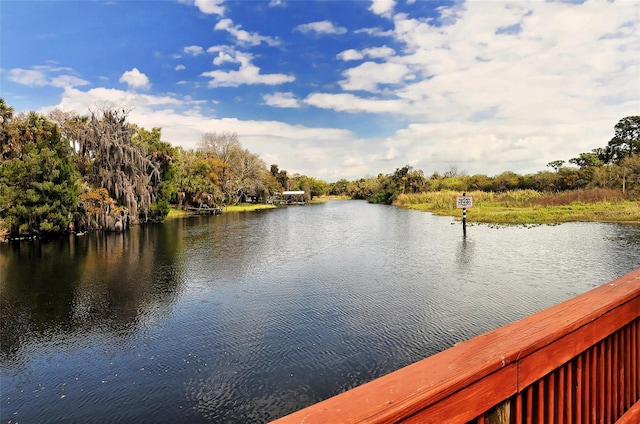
[271,190,306,206]
[187,206,222,215]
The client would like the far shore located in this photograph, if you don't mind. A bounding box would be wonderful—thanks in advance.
[166,189,639,225]
[166,195,354,219]
[401,202,640,225]
[166,203,276,219]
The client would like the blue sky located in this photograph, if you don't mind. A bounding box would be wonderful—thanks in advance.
[1,0,639,181]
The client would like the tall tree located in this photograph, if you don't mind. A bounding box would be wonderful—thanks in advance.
[199,132,240,204]
[132,125,177,220]
[232,148,268,203]
[617,155,640,195]
[607,116,640,163]
[0,111,80,238]
[569,152,604,169]
[294,175,327,199]
[546,160,565,172]
[591,147,611,165]
[198,132,270,205]
[73,109,161,223]
[0,98,16,161]
[175,149,222,208]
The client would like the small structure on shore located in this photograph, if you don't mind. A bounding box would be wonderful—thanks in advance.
[272,191,306,205]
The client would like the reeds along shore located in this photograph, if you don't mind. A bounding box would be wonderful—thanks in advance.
[394,188,640,224]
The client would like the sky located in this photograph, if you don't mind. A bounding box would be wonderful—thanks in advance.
[1,0,639,182]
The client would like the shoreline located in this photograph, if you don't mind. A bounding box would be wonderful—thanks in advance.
[393,189,640,225]
[397,201,640,225]
[166,203,277,219]
[166,190,640,225]
[166,196,346,219]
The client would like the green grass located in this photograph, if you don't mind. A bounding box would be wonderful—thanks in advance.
[316,195,351,200]
[309,195,350,204]
[167,203,276,219]
[166,208,192,219]
[395,189,640,224]
[222,203,277,213]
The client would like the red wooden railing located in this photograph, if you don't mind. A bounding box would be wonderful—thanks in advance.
[272,269,640,423]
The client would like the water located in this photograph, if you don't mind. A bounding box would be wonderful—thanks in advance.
[1,200,639,423]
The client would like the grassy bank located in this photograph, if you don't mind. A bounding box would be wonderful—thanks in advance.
[395,188,640,224]
[166,208,193,219]
[166,203,276,219]
[223,203,277,213]
[315,195,351,201]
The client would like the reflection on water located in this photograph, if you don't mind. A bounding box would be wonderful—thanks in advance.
[0,225,185,363]
[1,202,640,423]
[455,235,475,268]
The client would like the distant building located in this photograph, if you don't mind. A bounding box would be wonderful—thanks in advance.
[280,191,305,205]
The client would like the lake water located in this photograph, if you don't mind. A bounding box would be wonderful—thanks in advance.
[1,200,640,423]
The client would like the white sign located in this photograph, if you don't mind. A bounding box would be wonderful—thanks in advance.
[456,196,474,209]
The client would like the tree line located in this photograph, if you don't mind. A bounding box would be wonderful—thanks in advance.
[1,96,637,240]
[327,116,640,204]
[0,99,324,240]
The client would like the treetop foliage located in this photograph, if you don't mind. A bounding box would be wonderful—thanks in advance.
[1,105,80,237]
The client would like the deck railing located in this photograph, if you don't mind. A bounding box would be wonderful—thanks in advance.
[272,269,640,423]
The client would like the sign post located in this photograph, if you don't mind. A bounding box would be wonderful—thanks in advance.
[456,193,474,236]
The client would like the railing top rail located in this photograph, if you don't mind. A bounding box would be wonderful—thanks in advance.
[272,269,640,423]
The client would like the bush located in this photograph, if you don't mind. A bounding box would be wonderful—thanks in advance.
[368,190,395,204]
[530,188,624,207]
[150,199,171,221]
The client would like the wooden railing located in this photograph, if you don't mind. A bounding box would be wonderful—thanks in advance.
[272,269,640,423]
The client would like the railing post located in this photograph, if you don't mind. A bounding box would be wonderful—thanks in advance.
[486,399,511,424]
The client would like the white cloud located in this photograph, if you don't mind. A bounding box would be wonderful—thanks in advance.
[6,66,89,88]
[367,147,400,162]
[295,20,347,35]
[369,0,395,18]
[201,50,294,87]
[389,0,639,124]
[305,92,408,114]
[119,68,150,90]
[362,46,396,59]
[194,0,224,16]
[7,68,48,86]
[337,49,364,61]
[175,65,186,71]
[385,120,606,177]
[303,0,639,175]
[207,45,240,65]
[51,75,91,88]
[337,46,396,61]
[263,92,300,108]
[215,18,279,46]
[355,27,394,37]
[184,45,205,56]
[202,66,294,87]
[339,61,413,91]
